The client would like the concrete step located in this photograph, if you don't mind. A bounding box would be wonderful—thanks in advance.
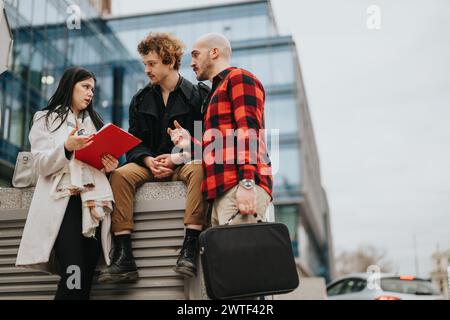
[0,294,55,300]
[132,237,183,249]
[135,257,177,268]
[0,222,25,229]
[0,258,16,266]
[0,230,22,239]
[0,248,17,256]
[0,266,43,275]
[134,211,184,221]
[0,274,59,284]
[93,277,184,291]
[133,247,180,259]
[0,239,20,247]
[129,266,181,278]
[91,287,185,300]
[0,283,58,294]
[0,287,186,300]
[133,219,184,231]
[132,229,185,240]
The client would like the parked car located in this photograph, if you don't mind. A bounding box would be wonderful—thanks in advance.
[327,273,444,300]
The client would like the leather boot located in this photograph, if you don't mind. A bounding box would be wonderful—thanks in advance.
[174,235,199,278]
[97,235,138,284]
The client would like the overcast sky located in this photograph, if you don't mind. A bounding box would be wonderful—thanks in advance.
[111,0,450,278]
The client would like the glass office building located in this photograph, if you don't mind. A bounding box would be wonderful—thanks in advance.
[0,0,135,178]
[0,0,333,280]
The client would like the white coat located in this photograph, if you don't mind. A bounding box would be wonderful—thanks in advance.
[15,111,112,274]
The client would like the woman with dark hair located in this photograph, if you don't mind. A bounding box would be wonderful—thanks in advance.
[16,67,119,300]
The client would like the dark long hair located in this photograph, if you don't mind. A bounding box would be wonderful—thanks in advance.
[41,67,104,132]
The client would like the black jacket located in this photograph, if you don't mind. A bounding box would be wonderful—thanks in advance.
[126,77,210,166]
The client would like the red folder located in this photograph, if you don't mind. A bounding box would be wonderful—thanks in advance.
[75,123,142,170]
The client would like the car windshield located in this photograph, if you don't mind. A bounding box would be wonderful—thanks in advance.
[381,278,440,295]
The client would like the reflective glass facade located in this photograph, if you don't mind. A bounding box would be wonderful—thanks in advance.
[1,0,138,178]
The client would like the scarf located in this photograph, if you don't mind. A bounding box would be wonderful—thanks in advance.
[49,110,114,238]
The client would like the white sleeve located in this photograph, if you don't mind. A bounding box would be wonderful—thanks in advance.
[29,112,70,177]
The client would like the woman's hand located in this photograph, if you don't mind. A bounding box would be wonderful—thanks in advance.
[65,128,94,152]
[101,154,119,173]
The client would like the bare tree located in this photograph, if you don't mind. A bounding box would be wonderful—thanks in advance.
[334,245,394,277]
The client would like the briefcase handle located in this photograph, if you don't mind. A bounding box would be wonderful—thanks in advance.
[225,211,263,226]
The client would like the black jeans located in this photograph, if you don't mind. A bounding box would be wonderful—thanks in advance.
[54,195,101,300]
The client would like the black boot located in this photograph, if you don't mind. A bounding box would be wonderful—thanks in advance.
[97,234,138,284]
[174,235,200,278]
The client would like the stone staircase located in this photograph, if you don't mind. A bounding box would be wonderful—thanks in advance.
[0,182,189,300]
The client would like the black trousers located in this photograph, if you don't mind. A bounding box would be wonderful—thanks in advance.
[54,195,101,300]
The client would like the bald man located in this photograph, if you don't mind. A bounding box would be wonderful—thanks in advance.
[186,33,274,227]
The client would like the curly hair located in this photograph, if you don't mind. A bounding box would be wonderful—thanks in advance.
[137,32,186,70]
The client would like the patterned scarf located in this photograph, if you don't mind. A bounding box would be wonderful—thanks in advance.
[50,110,114,238]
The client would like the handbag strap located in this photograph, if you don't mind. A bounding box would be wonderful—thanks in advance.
[225,211,263,226]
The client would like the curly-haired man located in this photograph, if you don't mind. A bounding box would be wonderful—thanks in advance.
[98,33,210,284]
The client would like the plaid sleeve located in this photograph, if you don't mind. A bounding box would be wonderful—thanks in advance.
[228,70,265,181]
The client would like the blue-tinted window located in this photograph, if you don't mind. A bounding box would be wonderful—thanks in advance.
[106,2,274,45]
[265,95,299,135]
[272,146,301,195]
[233,47,294,86]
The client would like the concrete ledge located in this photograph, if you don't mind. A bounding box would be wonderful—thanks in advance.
[0,182,187,212]
[0,182,188,221]
[0,188,34,211]
[135,182,186,213]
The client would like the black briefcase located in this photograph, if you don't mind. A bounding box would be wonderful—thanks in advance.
[199,212,300,300]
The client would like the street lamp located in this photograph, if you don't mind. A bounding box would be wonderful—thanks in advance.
[0,0,13,75]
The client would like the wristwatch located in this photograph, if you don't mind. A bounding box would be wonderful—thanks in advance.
[239,179,255,190]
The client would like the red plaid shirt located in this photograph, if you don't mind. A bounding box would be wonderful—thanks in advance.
[201,67,273,201]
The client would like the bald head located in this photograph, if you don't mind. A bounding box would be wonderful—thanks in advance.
[195,33,232,61]
[191,33,233,81]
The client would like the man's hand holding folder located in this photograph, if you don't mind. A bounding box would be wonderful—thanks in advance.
[75,123,142,170]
